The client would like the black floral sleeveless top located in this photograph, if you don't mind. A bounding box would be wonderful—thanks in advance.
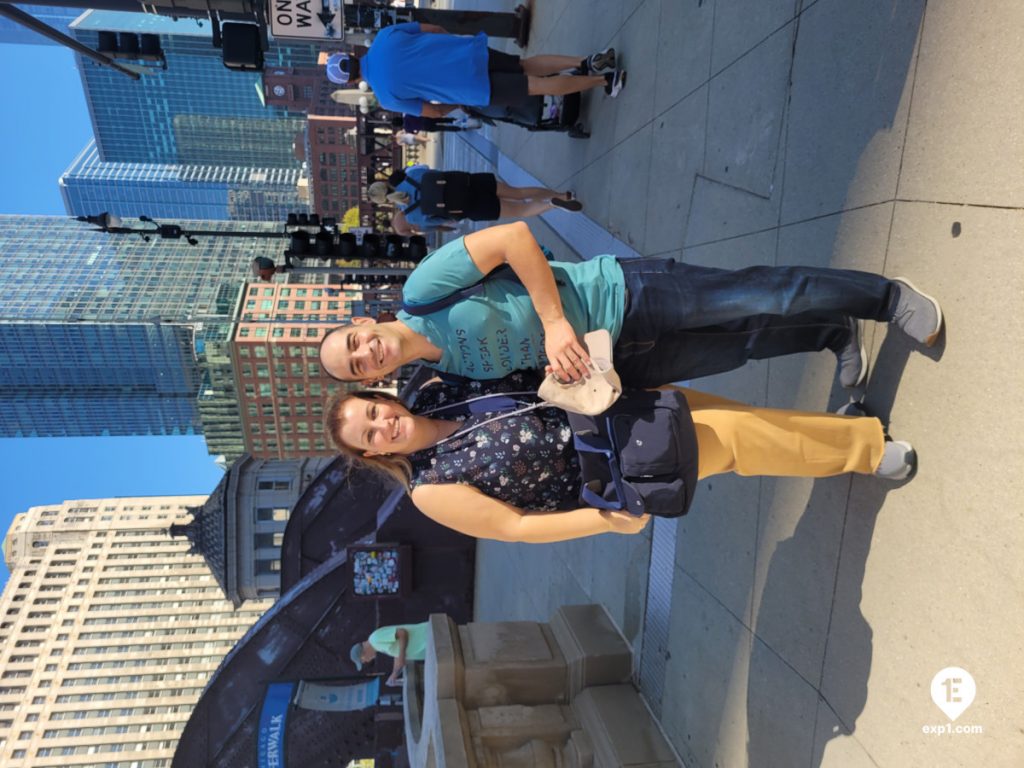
[407,372,581,511]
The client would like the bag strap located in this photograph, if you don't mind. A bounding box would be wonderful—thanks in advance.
[572,429,627,510]
[396,172,422,215]
[419,391,537,418]
[424,394,545,447]
[401,246,558,317]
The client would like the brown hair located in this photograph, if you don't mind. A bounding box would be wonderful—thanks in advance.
[324,389,413,489]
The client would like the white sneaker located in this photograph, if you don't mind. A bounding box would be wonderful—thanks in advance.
[604,70,627,98]
[874,439,917,481]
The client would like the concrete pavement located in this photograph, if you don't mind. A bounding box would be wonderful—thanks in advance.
[430,1,1024,766]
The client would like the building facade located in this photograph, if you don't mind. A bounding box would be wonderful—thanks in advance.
[0,5,81,45]
[0,496,270,768]
[60,141,311,222]
[262,59,400,222]
[0,215,281,445]
[71,10,316,166]
[231,281,363,459]
[171,454,332,604]
[307,114,362,218]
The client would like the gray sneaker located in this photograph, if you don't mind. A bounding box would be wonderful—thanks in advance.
[874,439,917,481]
[835,318,868,388]
[891,277,943,347]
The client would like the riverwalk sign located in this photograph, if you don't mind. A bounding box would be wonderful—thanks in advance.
[269,0,343,42]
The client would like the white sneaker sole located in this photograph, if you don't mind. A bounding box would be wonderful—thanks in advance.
[893,276,944,347]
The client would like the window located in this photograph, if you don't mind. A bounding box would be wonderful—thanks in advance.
[254,532,284,548]
[258,480,290,491]
[255,508,289,523]
[256,559,282,574]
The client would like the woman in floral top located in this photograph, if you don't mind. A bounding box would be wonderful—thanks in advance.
[324,371,912,544]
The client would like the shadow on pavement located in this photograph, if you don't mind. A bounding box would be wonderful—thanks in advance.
[747,328,928,766]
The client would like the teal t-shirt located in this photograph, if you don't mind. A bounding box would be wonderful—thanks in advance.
[396,237,626,379]
[368,622,429,661]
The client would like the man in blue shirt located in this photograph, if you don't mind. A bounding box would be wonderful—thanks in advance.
[369,164,582,235]
[326,24,625,117]
[318,223,943,389]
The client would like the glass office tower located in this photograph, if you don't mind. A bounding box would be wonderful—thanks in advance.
[71,10,316,166]
[0,5,81,45]
[60,140,311,222]
[0,215,282,446]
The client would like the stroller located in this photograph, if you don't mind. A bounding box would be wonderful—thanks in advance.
[466,92,589,139]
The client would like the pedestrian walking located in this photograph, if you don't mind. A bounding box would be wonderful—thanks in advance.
[368,165,582,236]
[324,27,624,118]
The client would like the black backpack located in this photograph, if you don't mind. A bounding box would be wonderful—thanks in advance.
[568,389,698,518]
[402,170,469,218]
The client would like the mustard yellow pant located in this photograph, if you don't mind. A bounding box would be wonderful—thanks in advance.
[675,387,886,480]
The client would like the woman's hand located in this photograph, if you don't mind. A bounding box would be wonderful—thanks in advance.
[601,510,652,535]
[543,317,590,382]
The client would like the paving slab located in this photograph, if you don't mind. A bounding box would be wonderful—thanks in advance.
[684,172,784,248]
[607,0,660,145]
[653,0,714,117]
[744,633,822,768]
[704,20,794,197]
[605,122,654,250]
[644,86,708,257]
[659,571,754,768]
[898,0,1024,207]
[710,0,799,75]
[780,0,924,224]
[749,474,852,687]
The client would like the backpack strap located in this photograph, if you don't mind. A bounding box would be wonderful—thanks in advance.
[400,246,559,317]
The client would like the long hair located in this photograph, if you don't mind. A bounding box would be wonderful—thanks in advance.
[324,389,413,489]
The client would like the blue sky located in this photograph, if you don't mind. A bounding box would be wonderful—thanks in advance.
[0,42,226,588]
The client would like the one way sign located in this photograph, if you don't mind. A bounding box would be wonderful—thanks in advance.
[269,0,344,41]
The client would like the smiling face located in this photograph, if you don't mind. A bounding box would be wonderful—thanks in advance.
[320,321,404,383]
[338,395,419,456]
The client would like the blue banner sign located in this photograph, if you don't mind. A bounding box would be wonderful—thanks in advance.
[257,682,295,768]
[295,677,381,712]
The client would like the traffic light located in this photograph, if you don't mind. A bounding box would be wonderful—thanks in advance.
[336,233,358,259]
[96,31,165,65]
[221,22,264,72]
[407,235,428,262]
[288,230,311,257]
[314,230,334,257]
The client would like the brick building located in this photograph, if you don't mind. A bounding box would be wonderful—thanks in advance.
[233,281,382,459]
[263,60,402,224]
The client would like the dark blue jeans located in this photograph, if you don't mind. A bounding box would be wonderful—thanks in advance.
[615,258,896,387]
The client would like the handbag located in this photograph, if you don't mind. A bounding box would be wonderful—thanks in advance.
[537,330,622,416]
[567,388,699,518]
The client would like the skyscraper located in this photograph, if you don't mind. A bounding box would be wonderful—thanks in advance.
[71,10,316,166]
[0,5,81,46]
[60,140,311,222]
[0,215,283,445]
[0,495,270,766]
